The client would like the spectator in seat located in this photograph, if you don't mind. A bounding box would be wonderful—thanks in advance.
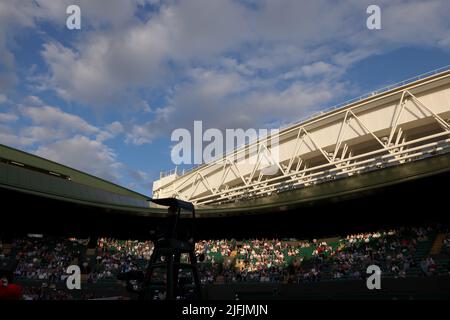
[0,275,22,300]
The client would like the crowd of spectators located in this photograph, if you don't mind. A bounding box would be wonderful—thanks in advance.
[443,233,450,254]
[89,238,153,282]
[12,237,84,282]
[1,225,449,300]
[194,227,443,283]
[0,241,11,270]
[21,284,75,300]
[325,228,422,281]
[195,239,309,283]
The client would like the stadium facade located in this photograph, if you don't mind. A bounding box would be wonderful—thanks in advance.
[1,68,450,300]
[153,67,450,208]
[0,68,449,239]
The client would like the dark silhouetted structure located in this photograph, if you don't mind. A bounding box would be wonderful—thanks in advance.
[119,198,201,300]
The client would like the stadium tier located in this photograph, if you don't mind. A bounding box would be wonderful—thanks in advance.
[1,225,449,300]
[1,69,449,300]
[1,142,449,239]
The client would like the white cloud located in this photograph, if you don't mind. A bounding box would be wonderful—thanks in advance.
[0,1,39,94]
[32,1,450,116]
[19,105,99,135]
[1,97,125,154]
[371,0,450,47]
[107,121,124,135]
[125,67,347,145]
[0,95,128,184]
[0,94,8,104]
[38,0,334,106]
[0,0,158,97]
[96,121,125,142]
[34,0,157,29]
[281,62,339,80]
[23,95,44,106]
[0,124,35,147]
[3,0,450,149]
[0,112,18,122]
[19,126,66,142]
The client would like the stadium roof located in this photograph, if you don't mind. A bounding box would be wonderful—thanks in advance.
[1,143,450,219]
[0,144,161,213]
[1,143,449,239]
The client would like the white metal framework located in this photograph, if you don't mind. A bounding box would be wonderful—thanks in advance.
[153,67,450,205]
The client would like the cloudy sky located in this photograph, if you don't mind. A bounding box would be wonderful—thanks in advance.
[0,0,449,195]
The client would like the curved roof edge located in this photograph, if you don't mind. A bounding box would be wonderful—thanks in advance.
[195,152,450,217]
[0,143,148,200]
[1,143,449,218]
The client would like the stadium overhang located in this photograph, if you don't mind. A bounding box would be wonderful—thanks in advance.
[0,143,165,216]
[153,67,450,207]
[1,143,449,239]
[195,151,450,217]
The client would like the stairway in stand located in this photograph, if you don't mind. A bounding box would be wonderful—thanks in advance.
[429,233,445,256]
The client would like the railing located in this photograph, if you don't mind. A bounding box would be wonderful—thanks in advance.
[160,167,178,179]
[159,65,450,180]
[192,133,450,205]
[159,164,203,178]
[289,64,450,128]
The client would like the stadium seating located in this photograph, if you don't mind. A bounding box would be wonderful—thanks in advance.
[2,224,449,299]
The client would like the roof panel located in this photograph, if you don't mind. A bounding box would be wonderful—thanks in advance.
[0,144,148,200]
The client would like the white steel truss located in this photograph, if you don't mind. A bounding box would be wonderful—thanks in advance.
[153,70,450,205]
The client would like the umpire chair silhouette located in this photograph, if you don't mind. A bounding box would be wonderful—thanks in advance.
[119,198,201,300]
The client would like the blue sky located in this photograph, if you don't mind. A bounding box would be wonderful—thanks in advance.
[0,0,449,196]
